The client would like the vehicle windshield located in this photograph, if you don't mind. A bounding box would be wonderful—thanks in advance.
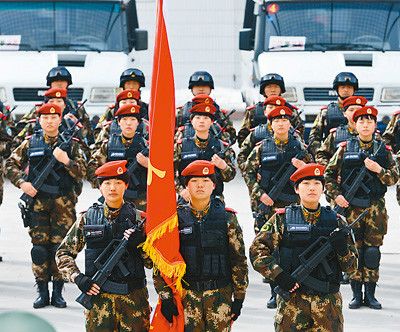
[264,1,400,51]
[0,1,128,52]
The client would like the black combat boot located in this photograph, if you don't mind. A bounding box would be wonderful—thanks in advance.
[33,281,50,308]
[51,280,67,308]
[267,283,277,309]
[348,280,363,309]
[364,282,382,309]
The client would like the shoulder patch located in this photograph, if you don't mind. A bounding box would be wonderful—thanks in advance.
[72,137,80,142]
[176,105,183,110]
[79,210,87,215]
[26,134,33,139]
[386,145,392,151]
[275,208,285,214]
[28,119,37,123]
[221,140,229,146]
[393,109,400,116]
[320,106,328,110]
[225,207,237,214]
[176,138,183,144]
[177,126,184,132]
[221,109,228,114]
[246,105,255,111]
[330,127,337,133]
[339,141,347,148]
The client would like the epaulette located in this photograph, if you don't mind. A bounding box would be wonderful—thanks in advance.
[393,109,400,116]
[72,137,80,142]
[330,127,337,133]
[177,126,184,132]
[28,119,37,123]
[176,138,183,144]
[246,105,255,111]
[221,140,229,146]
[5,105,11,111]
[291,104,299,110]
[320,106,328,110]
[221,109,228,115]
[255,140,263,146]
[35,103,43,107]
[79,210,87,215]
[386,145,392,151]
[108,103,115,108]
[339,141,347,148]
[275,208,285,214]
[250,127,256,132]
[26,134,33,139]
[105,120,112,125]
[176,105,183,110]
[225,207,237,214]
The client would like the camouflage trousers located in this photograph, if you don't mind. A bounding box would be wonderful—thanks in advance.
[182,284,233,332]
[85,287,151,332]
[346,200,387,283]
[275,292,343,332]
[397,184,400,206]
[29,193,77,281]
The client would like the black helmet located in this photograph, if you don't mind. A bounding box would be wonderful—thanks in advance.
[333,72,358,91]
[188,71,214,89]
[259,73,286,95]
[119,68,145,88]
[46,66,72,86]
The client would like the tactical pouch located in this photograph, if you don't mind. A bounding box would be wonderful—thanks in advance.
[84,225,107,243]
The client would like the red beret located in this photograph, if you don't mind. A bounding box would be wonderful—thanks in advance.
[263,95,286,106]
[343,96,368,109]
[37,103,62,116]
[116,89,140,103]
[44,88,67,99]
[95,160,128,179]
[353,106,378,122]
[115,104,141,118]
[192,94,214,105]
[290,163,325,184]
[190,103,216,117]
[268,105,293,120]
[181,160,215,177]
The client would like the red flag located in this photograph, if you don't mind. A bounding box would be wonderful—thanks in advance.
[142,0,185,330]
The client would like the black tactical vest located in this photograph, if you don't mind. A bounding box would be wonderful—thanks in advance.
[107,134,147,199]
[324,102,347,138]
[27,132,74,197]
[180,136,225,196]
[253,124,272,144]
[83,203,146,294]
[341,138,389,206]
[250,102,267,128]
[178,199,231,282]
[259,135,303,203]
[279,205,342,294]
[333,125,354,148]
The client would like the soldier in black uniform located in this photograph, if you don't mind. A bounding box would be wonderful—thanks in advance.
[95,68,148,140]
[56,160,152,331]
[174,103,236,202]
[238,73,304,146]
[87,104,148,210]
[309,72,358,155]
[176,71,236,144]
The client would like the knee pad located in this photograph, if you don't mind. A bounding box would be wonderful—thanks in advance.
[364,246,381,269]
[31,245,49,265]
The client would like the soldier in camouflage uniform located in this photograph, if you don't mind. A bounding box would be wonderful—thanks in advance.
[244,105,312,308]
[94,68,148,140]
[325,106,399,310]
[56,160,152,332]
[250,163,358,332]
[154,160,248,331]
[15,66,93,148]
[176,71,236,144]
[174,103,236,202]
[382,109,400,205]
[309,72,358,155]
[0,102,14,206]
[87,104,148,210]
[316,96,368,166]
[94,89,144,145]
[238,73,304,147]
[6,103,86,309]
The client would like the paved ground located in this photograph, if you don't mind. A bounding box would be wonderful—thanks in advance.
[1,122,399,331]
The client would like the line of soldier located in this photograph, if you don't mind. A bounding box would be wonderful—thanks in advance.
[1,67,400,332]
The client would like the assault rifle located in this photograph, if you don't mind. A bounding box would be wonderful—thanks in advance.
[18,118,82,227]
[333,142,384,215]
[76,220,144,310]
[274,210,367,301]
[254,138,314,229]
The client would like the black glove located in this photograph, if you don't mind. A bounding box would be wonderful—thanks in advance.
[331,231,348,256]
[127,228,146,248]
[75,273,95,293]
[161,298,178,323]
[275,271,296,292]
[231,299,244,321]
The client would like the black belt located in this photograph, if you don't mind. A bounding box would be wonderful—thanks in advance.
[183,279,230,292]
[300,283,340,296]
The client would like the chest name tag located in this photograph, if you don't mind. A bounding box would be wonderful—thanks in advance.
[29,151,45,157]
[110,152,125,158]
[182,153,198,160]
[344,154,360,161]
[287,225,311,233]
[179,227,193,235]
[262,155,278,162]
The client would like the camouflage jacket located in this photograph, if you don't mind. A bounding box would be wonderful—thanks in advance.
[55,204,152,282]
[249,206,358,281]
[173,135,236,194]
[382,111,400,153]
[6,134,86,189]
[243,138,312,202]
[153,207,248,300]
[324,139,399,200]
